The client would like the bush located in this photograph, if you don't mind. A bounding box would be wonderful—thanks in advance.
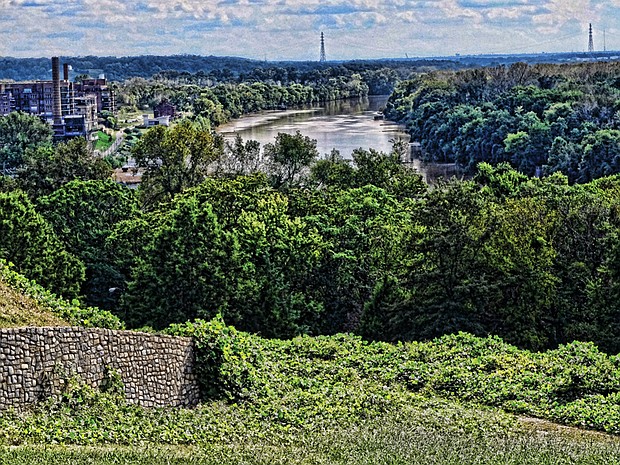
[167,316,264,401]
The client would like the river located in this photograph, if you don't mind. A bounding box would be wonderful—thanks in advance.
[217,95,461,183]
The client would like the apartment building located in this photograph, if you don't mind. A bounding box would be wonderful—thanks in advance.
[0,58,116,141]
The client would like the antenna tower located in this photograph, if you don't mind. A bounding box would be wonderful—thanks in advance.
[319,32,326,63]
[588,23,594,52]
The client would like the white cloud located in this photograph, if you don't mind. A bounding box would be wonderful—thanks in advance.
[0,0,615,59]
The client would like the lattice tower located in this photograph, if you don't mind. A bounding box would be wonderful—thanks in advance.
[320,32,326,62]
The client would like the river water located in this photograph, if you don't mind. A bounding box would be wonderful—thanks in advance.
[217,95,461,183]
[217,96,407,156]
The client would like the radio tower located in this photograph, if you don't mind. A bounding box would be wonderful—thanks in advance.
[588,23,594,52]
[319,32,326,63]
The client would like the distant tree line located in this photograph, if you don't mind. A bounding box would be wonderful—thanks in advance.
[115,63,449,127]
[0,55,462,84]
[387,61,620,183]
[117,77,368,127]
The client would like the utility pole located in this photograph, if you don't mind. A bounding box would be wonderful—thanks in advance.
[588,23,594,53]
[319,32,326,63]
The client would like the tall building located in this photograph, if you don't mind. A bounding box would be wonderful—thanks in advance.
[75,78,116,114]
[0,57,116,141]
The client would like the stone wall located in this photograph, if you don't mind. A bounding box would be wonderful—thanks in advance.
[0,327,200,410]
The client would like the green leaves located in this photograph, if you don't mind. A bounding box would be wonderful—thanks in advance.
[0,111,53,169]
[37,180,140,310]
[389,63,620,181]
[133,120,223,209]
[0,191,85,299]
[263,131,319,189]
[17,138,112,199]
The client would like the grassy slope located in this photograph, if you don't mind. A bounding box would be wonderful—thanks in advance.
[2,292,620,462]
[0,280,67,328]
[3,322,620,463]
[94,131,115,151]
[3,417,620,464]
[0,260,122,329]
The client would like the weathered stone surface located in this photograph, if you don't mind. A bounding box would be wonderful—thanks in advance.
[0,327,200,410]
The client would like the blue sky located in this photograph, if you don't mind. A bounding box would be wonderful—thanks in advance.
[1,0,619,60]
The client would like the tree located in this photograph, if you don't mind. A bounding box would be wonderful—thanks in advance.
[263,131,319,189]
[388,180,494,342]
[351,147,426,199]
[211,134,262,179]
[309,149,356,189]
[0,112,53,170]
[121,177,326,336]
[37,180,140,310]
[17,138,112,198]
[132,119,223,208]
[0,190,85,299]
[578,130,620,182]
[121,194,233,329]
[545,137,582,182]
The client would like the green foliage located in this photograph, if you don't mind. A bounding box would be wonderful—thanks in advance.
[310,146,426,199]
[121,176,326,336]
[8,325,620,450]
[174,324,620,435]
[132,120,223,208]
[387,62,620,181]
[263,131,319,189]
[121,193,233,328]
[0,190,85,299]
[168,317,264,401]
[0,260,123,329]
[37,180,140,310]
[0,112,53,169]
[17,138,112,199]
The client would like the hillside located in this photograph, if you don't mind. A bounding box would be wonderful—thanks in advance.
[3,318,620,463]
[0,279,67,328]
[0,261,123,330]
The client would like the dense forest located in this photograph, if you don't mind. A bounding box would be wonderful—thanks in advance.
[387,61,620,182]
[4,117,620,354]
[3,60,620,355]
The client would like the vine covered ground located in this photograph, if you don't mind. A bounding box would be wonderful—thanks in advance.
[2,318,620,463]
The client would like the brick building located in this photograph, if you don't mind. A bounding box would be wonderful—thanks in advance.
[0,58,116,141]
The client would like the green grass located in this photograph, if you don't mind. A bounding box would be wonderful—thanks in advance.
[0,279,67,328]
[95,131,115,151]
[2,416,620,464]
[0,260,123,329]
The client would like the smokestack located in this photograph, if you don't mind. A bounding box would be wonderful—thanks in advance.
[52,57,62,124]
[63,63,69,82]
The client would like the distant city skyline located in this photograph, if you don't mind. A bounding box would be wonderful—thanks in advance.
[1,1,619,60]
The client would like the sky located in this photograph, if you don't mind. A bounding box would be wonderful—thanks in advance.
[0,0,619,60]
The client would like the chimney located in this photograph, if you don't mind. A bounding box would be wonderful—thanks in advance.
[52,57,62,124]
[63,63,69,82]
